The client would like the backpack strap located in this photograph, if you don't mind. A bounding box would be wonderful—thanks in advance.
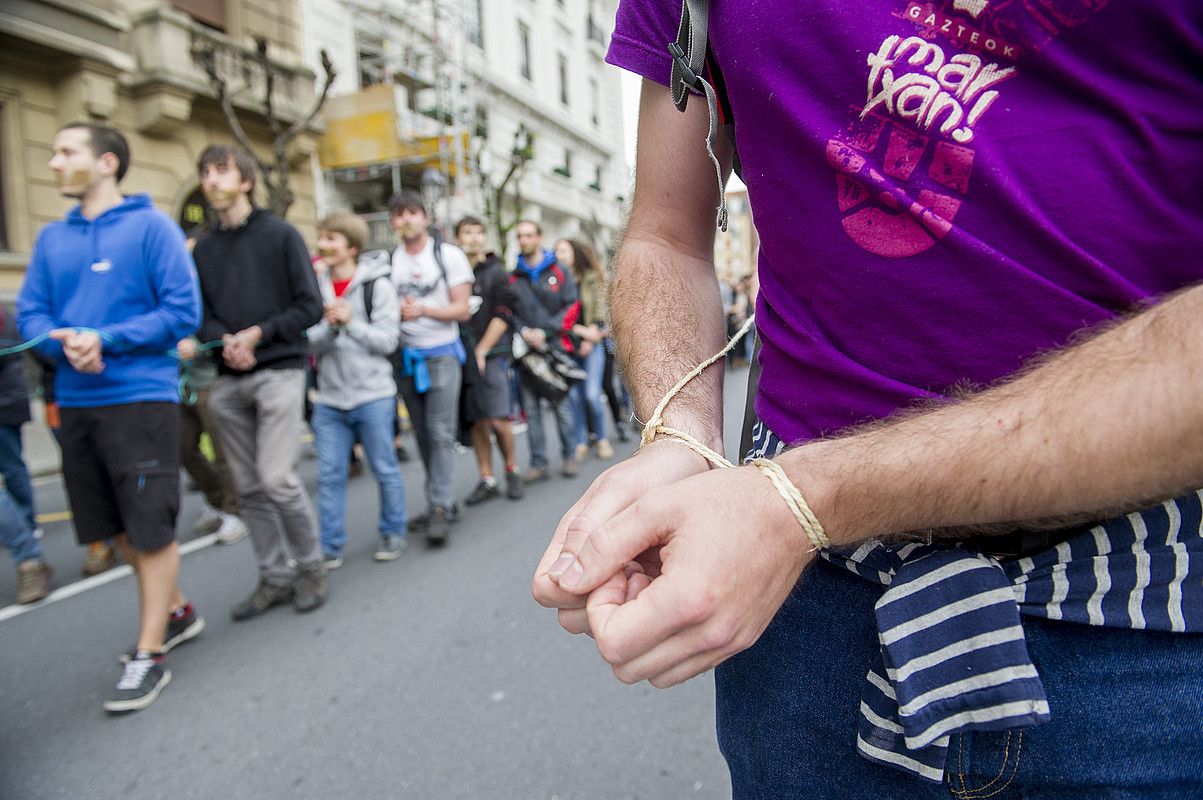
[667,0,730,230]
[363,275,377,323]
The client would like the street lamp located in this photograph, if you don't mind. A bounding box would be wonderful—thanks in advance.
[420,167,448,222]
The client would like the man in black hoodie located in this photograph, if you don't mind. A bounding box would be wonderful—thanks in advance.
[190,145,326,619]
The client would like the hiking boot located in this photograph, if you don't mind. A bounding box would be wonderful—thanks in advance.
[426,507,452,547]
[615,421,631,443]
[292,562,327,613]
[191,505,223,535]
[230,579,293,621]
[373,535,408,562]
[82,542,117,576]
[505,470,525,501]
[561,458,580,478]
[120,603,205,663]
[465,479,500,506]
[523,466,550,484]
[595,439,615,459]
[15,560,52,604]
[322,552,344,570]
[104,652,170,713]
[214,514,250,545]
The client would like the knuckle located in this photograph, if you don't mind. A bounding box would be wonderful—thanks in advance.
[676,592,717,627]
[611,664,640,685]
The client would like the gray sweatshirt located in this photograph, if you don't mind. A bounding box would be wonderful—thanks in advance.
[307,251,400,410]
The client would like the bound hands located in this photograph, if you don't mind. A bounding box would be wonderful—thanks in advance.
[324,299,351,328]
[531,438,814,687]
[222,326,262,371]
[50,329,104,374]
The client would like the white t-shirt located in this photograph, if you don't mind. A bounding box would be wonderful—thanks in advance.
[390,237,474,349]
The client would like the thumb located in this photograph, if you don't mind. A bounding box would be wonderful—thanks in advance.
[548,498,669,596]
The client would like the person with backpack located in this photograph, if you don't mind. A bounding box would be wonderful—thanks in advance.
[388,191,473,546]
[308,212,407,566]
[510,221,583,482]
[534,1,1203,797]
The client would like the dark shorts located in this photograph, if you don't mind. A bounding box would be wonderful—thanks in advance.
[475,355,513,420]
[60,402,181,552]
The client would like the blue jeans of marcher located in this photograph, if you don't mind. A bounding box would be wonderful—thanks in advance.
[0,488,40,564]
[312,397,407,557]
[716,558,1203,799]
[396,354,461,513]
[0,424,36,532]
[574,344,608,445]
[519,378,579,468]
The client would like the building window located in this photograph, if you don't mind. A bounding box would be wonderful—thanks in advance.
[357,32,387,89]
[589,165,602,192]
[558,54,569,107]
[589,77,600,127]
[0,103,7,251]
[468,0,484,48]
[172,0,226,30]
[518,23,532,81]
[553,149,573,178]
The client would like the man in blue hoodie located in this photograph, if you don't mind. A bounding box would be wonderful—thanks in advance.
[17,122,203,713]
[510,220,583,481]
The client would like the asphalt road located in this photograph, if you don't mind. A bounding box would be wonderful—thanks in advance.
[0,368,755,800]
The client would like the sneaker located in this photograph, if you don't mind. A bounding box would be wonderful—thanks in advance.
[575,443,590,461]
[512,421,529,435]
[104,653,171,713]
[191,505,224,536]
[595,439,615,459]
[230,579,293,621]
[561,458,580,478]
[292,562,327,613]
[465,479,500,506]
[523,466,550,484]
[395,445,411,463]
[15,560,52,604]
[322,553,344,570]
[373,535,408,561]
[426,507,452,547]
[213,514,250,545]
[82,542,118,576]
[615,422,631,443]
[120,603,206,663]
[505,470,525,501]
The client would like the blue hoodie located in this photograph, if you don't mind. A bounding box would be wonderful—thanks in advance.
[17,193,201,407]
[515,248,557,282]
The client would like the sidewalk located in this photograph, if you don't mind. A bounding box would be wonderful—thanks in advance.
[24,400,61,479]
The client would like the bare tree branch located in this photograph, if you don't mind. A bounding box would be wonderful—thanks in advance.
[254,37,283,140]
[283,49,337,148]
[192,43,271,176]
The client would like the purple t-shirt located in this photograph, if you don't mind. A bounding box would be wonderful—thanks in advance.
[608,1,1203,444]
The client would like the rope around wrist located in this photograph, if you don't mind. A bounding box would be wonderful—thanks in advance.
[637,314,828,551]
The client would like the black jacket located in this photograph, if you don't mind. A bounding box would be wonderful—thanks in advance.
[467,254,517,358]
[192,209,322,374]
[0,304,30,427]
[509,258,580,354]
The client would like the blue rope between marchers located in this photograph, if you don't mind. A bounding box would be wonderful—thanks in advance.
[0,330,228,406]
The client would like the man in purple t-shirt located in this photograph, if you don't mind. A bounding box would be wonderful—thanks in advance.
[535,1,1203,796]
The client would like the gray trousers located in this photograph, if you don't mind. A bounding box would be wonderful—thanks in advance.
[209,369,320,584]
[396,354,461,512]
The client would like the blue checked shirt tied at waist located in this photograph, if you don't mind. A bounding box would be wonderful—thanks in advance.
[748,420,1203,784]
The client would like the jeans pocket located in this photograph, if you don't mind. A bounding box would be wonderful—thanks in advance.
[947,730,1025,800]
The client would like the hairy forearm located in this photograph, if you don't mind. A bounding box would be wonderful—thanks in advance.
[784,284,1203,545]
[609,229,727,451]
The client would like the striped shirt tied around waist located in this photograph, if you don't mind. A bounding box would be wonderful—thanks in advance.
[747,420,1203,783]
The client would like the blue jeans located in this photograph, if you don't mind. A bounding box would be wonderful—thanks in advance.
[0,488,40,564]
[519,379,579,468]
[574,344,608,444]
[312,397,407,557]
[0,424,36,532]
[396,354,461,512]
[716,558,1203,799]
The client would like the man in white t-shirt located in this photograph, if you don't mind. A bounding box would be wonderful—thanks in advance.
[389,191,473,544]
